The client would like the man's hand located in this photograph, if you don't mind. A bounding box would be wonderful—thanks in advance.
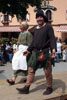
[23,50,30,56]
[51,49,56,58]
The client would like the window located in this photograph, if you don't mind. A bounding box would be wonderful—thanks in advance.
[26,13,30,21]
[41,0,46,6]
[1,14,12,24]
[66,9,67,20]
[45,10,52,21]
[41,0,49,6]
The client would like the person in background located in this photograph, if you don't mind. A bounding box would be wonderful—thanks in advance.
[64,38,67,45]
[0,43,6,65]
[12,40,18,54]
[5,41,13,63]
[6,21,32,85]
[62,42,67,62]
[55,39,62,62]
[16,10,56,95]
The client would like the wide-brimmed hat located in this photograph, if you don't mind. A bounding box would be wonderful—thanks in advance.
[21,21,29,29]
[36,10,48,22]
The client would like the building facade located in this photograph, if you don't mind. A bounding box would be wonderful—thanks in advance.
[50,0,67,41]
[27,0,67,41]
[0,0,67,41]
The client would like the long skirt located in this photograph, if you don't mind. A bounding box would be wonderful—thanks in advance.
[12,45,28,76]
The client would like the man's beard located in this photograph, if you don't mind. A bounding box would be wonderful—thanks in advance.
[37,20,44,25]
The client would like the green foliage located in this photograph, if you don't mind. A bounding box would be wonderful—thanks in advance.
[0,37,7,44]
[10,39,16,46]
[0,0,41,19]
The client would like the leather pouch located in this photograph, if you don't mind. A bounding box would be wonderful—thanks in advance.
[38,52,46,62]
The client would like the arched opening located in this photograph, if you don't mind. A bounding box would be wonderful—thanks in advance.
[45,10,52,21]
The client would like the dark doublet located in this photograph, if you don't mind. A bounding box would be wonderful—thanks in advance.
[28,24,56,52]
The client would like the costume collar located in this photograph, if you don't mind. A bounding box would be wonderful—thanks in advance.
[21,31,28,34]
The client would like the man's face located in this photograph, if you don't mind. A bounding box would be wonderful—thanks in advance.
[36,16,44,26]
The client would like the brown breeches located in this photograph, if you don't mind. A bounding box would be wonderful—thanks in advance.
[25,61,52,88]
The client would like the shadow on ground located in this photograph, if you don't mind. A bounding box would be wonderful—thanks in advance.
[15,75,66,94]
[0,70,4,73]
